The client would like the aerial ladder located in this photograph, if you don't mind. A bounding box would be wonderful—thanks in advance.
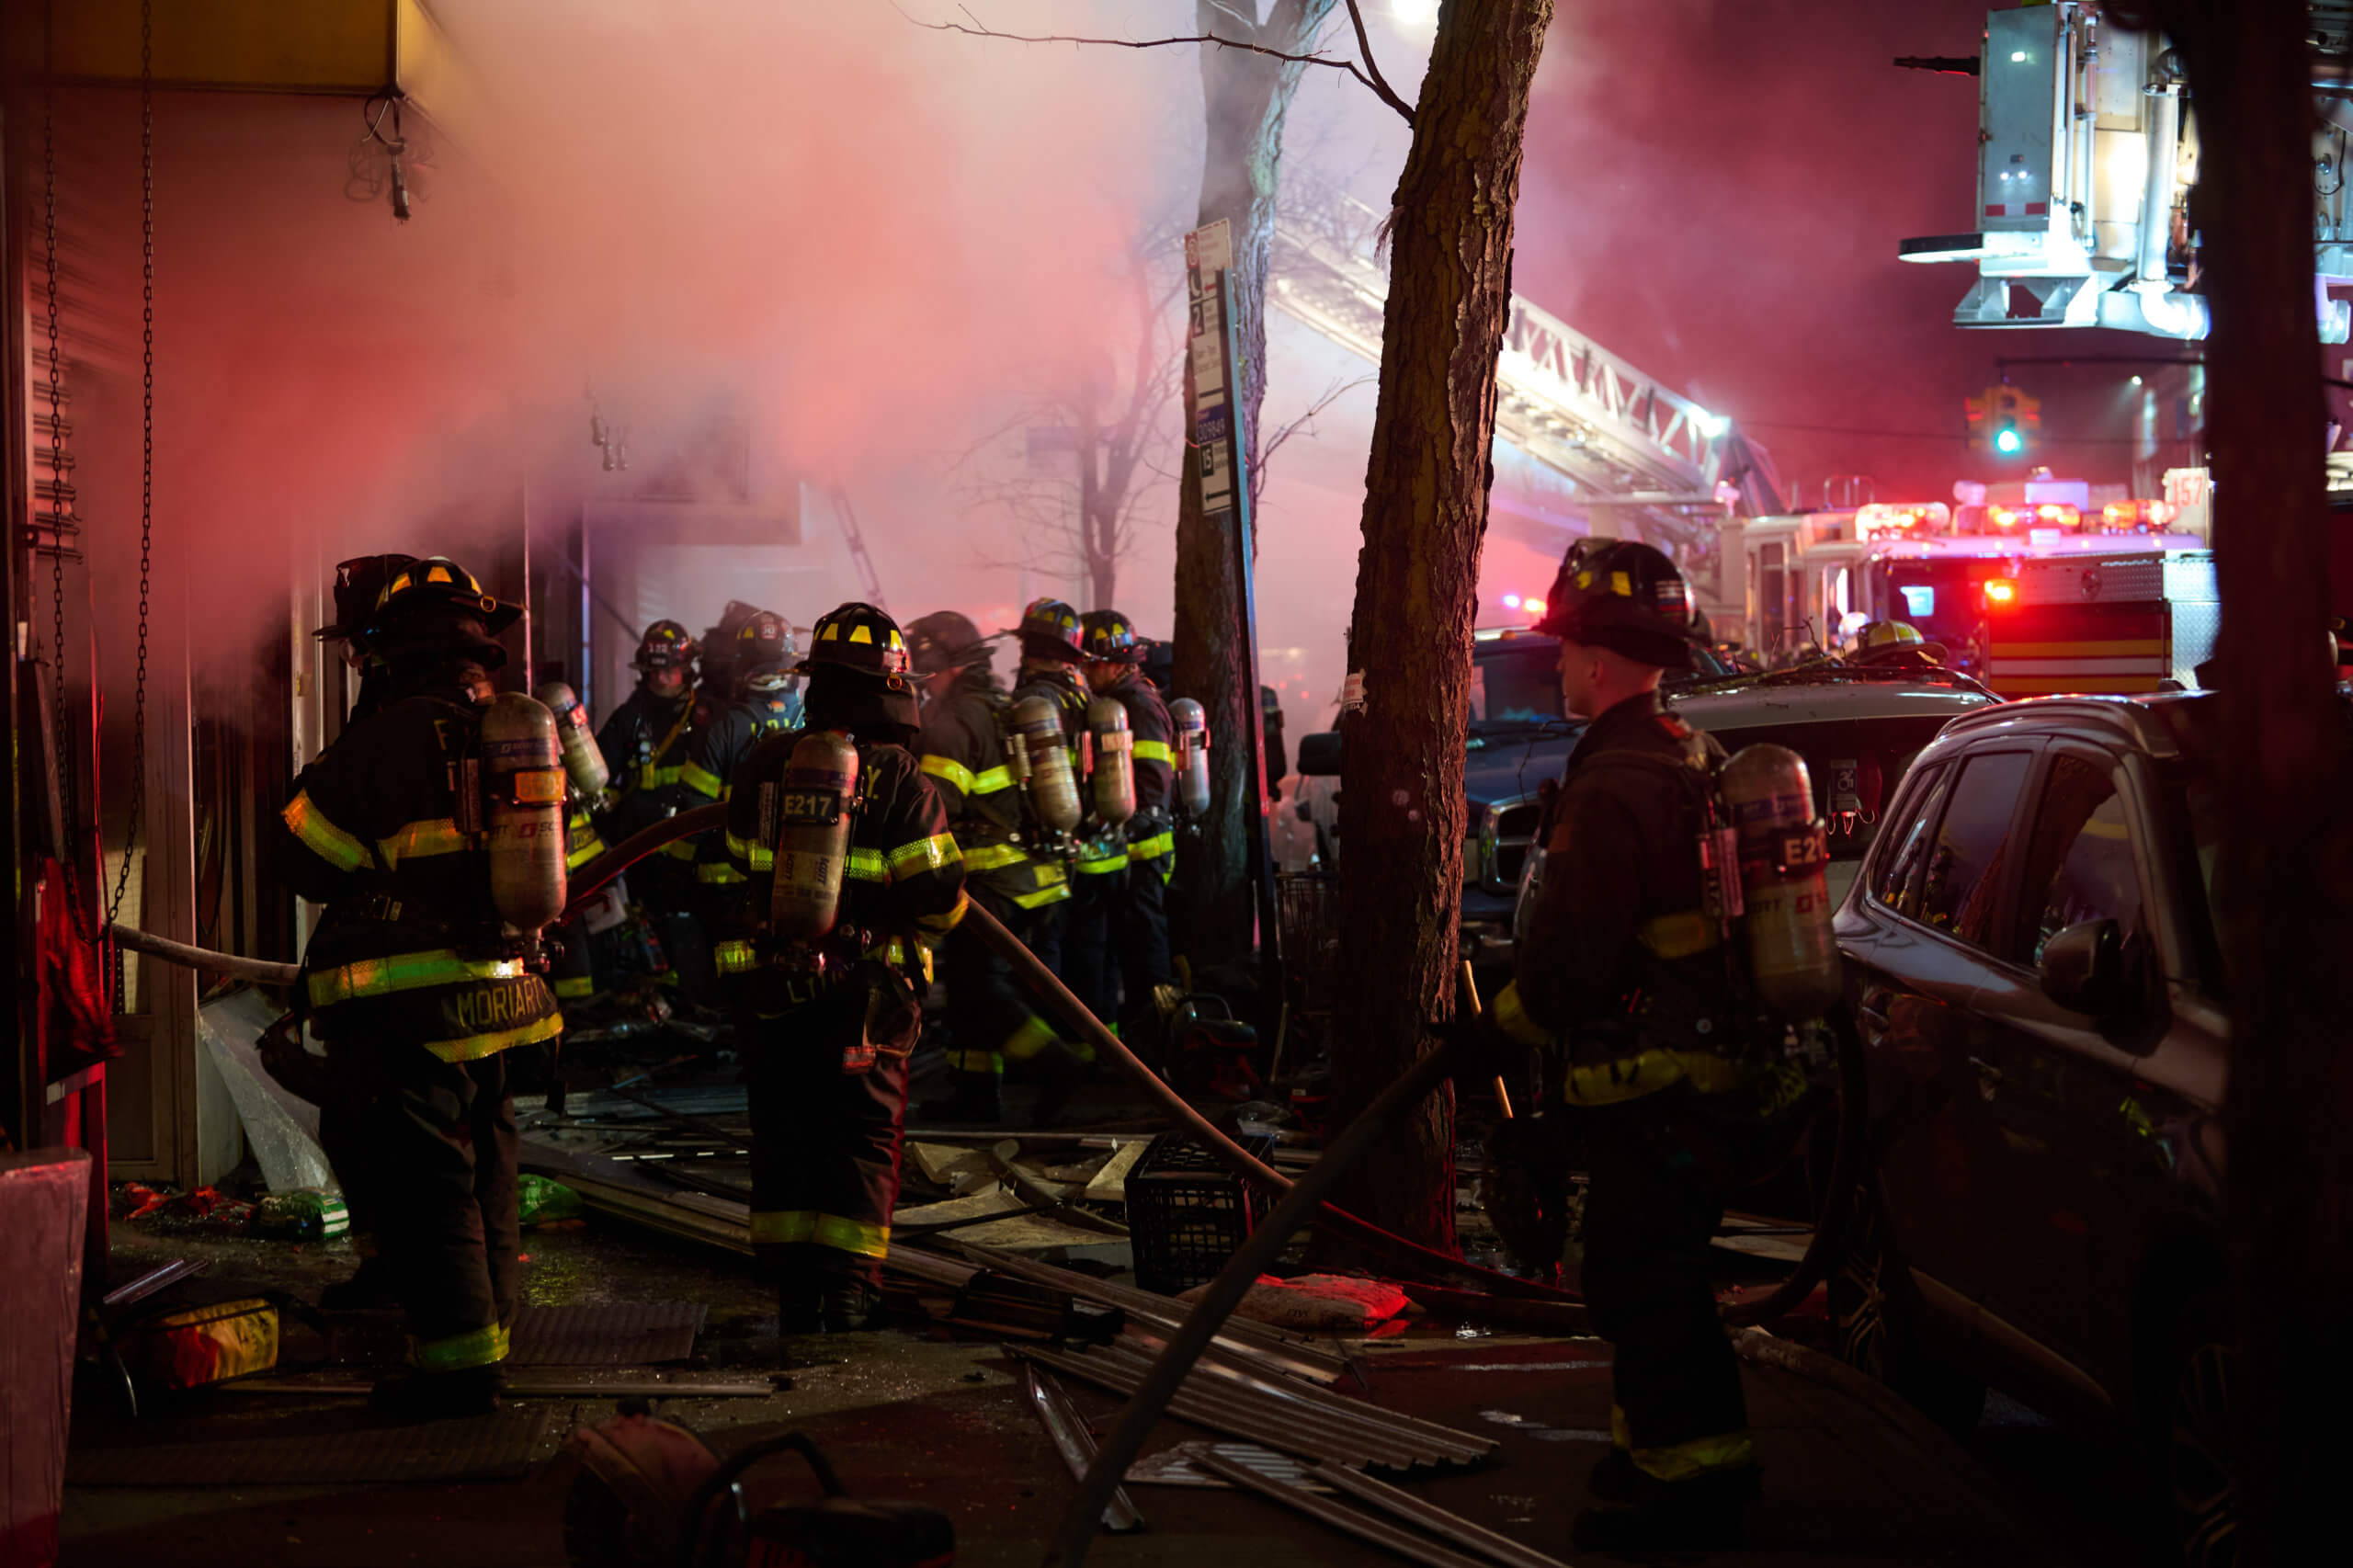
[1268,187,1781,566]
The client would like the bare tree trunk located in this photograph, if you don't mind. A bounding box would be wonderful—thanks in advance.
[1169,0,1335,970]
[1328,0,1554,1252]
[2140,2,2353,1556]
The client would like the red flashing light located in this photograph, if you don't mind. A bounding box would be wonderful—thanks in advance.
[1984,578,2019,608]
[1989,505,2021,529]
[1524,597,1547,616]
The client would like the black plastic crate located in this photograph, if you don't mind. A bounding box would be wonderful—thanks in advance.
[1127,1130,1279,1297]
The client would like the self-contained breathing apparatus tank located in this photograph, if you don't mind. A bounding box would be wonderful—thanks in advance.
[480,693,570,935]
[1006,693,1084,836]
[535,680,611,800]
[1717,744,1842,1019]
[1168,698,1211,818]
[767,729,861,953]
[1086,697,1136,827]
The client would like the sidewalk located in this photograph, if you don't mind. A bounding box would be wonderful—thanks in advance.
[61,1228,2070,1568]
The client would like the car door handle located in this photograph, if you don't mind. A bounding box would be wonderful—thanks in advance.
[1857,991,1893,1028]
[1968,1055,2004,1100]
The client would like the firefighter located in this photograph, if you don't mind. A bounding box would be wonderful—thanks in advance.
[1062,610,1176,1032]
[304,552,416,1312]
[665,612,801,994]
[276,556,562,1418]
[1009,598,1092,974]
[595,619,700,847]
[710,603,966,1332]
[1481,540,1775,1550]
[588,620,700,998]
[905,611,1091,1124]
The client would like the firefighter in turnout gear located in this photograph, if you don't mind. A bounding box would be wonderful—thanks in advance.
[1483,540,1777,1551]
[1009,598,1093,975]
[593,620,701,994]
[710,603,966,1333]
[666,611,801,991]
[305,553,418,1311]
[596,619,700,846]
[905,611,1090,1125]
[276,556,559,1419]
[1062,610,1176,1031]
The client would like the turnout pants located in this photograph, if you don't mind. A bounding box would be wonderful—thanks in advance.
[1578,1089,1753,1481]
[347,1040,521,1374]
[1060,865,1125,1026]
[942,885,1067,1083]
[1117,852,1175,1023]
[745,985,910,1290]
[1062,852,1175,1029]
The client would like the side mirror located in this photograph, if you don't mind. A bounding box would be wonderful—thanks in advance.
[1297,731,1343,778]
[2039,918,2123,1015]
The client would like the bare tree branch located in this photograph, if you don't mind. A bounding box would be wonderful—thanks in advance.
[1339,0,1419,124]
[898,4,1415,125]
[1252,375,1375,508]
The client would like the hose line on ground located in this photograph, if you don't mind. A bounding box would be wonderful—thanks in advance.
[1040,1037,1462,1568]
[958,897,1573,1303]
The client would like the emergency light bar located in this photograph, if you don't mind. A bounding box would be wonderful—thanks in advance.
[1854,502,1952,538]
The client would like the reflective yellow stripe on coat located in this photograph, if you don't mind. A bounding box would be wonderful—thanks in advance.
[282,791,371,872]
[307,949,528,1009]
[410,1321,511,1373]
[1132,739,1173,766]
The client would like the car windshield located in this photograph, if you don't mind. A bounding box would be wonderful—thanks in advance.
[1470,644,1566,729]
[1687,713,1964,861]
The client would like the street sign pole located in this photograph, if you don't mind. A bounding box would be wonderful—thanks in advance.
[1185,221,1283,1000]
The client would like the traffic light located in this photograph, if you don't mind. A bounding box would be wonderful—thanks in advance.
[1968,385,2040,457]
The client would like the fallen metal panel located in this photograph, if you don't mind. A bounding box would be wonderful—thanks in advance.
[1192,1448,1494,1568]
[507,1301,708,1367]
[1310,1461,1571,1568]
[1125,1440,1335,1493]
[1082,1336,1486,1460]
[953,1244,1350,1382]
[1024,1366,1144,1533]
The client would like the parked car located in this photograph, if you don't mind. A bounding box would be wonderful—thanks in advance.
[1511,663,2001,953]
[1833,692,2237,1562]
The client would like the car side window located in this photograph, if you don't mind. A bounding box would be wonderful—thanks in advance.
[1873,762,1951,916]
[2012,753,2144,965]
[1915,750,2031,949]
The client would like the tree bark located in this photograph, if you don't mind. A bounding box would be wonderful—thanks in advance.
[2133,2,2353,1557]
[1169,0,1335,970]
[1328,0,1554,1252]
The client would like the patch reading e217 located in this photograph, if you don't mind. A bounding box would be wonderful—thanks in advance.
[777,789,841,824]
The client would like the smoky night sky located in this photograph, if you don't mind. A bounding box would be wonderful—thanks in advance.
[31,0,2188,739]
[1510,0,2156,508]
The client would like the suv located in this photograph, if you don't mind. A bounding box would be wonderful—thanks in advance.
[1294,631,1780,985]
[1834,693,2236,1559]
[1290,628,1593,983]
[1511,664,2001,952]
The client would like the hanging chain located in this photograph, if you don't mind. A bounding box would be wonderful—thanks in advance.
[42,0,79,910]
[106,0,156,926]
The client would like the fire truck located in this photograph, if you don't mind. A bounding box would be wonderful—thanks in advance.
[1710,494,2203,672]
[1982,551,2218,696]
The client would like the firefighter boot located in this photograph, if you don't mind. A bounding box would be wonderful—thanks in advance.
[319,1254,400,1312]
[1025,1039,1097,1128]
[818,1278,882,1335]
[1570,1463,1760,1553]
[368,1364,504,1423]
[779,1274,825,1336]
[916,1071,1003,1126]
